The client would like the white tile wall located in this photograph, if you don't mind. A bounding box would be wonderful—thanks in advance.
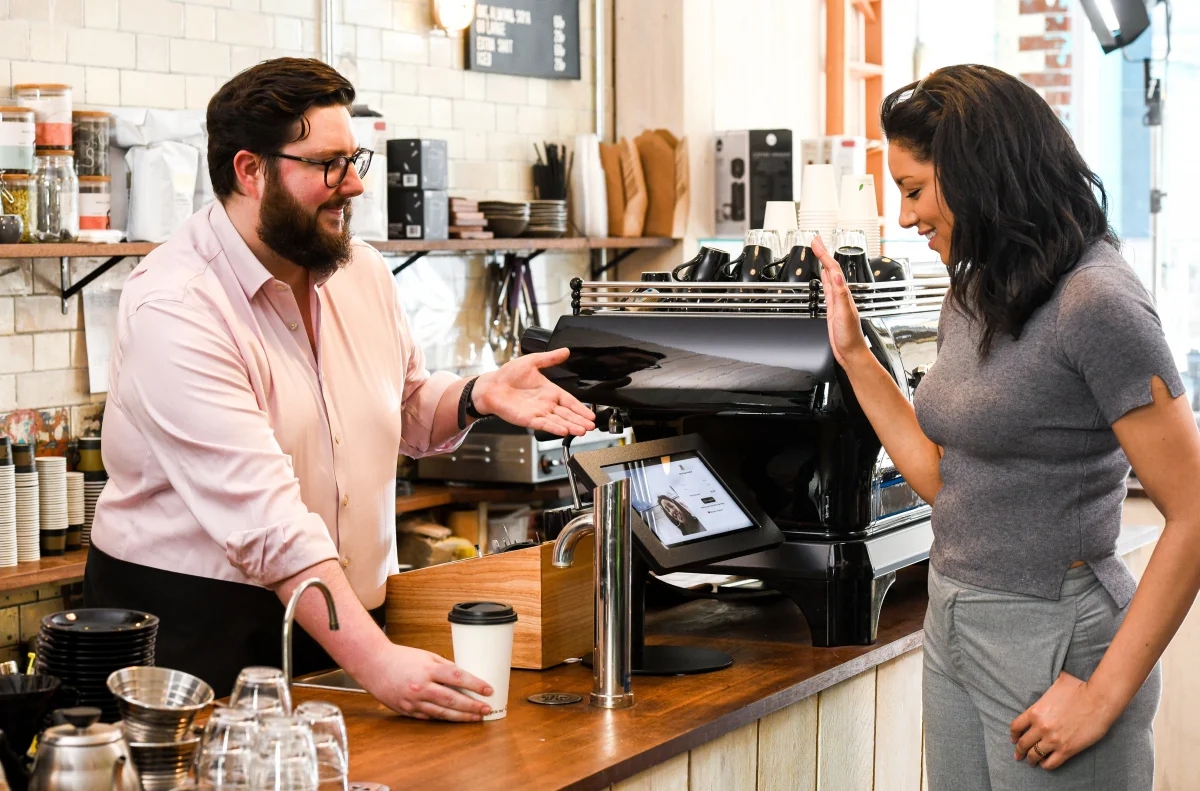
[0,0,599,423]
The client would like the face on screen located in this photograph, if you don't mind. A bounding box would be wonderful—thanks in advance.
[602,452,754,548]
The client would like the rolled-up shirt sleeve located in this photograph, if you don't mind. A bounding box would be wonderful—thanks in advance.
[393,281,469,458]
[114,300,339,587]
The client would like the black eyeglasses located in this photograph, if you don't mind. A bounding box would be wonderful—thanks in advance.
[268,147,374,188]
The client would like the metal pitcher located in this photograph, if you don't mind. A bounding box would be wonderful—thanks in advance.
[28,707,140,791]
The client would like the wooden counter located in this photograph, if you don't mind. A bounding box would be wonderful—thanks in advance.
[296,567,929,791]
[0,548,87,593]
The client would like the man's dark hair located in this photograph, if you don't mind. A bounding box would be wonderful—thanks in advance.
[880,64,1116,356]
[207,57,356,199]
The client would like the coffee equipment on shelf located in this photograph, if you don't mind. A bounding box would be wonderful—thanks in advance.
[522,270,946,646]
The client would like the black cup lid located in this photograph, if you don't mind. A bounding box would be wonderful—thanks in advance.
[448,602,518,625]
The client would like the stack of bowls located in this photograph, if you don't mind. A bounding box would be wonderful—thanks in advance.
[13,443,39,561]
[36,455,68,555]
[480,201,530,238]
[525,200,567,237]
[0,439,16,567]
[36,608,159,722]
[796,164,840,247]
[837,174,882,259]
[109,666,213,791]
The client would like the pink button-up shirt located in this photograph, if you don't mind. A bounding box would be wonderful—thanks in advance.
[92,201,463,609]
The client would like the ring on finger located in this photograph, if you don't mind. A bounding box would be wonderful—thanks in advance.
[1033,742,1049,759]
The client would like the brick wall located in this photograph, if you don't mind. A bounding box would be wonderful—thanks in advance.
[0,581,84,665]
[1016,0,1074,126]
[0,0,597,437]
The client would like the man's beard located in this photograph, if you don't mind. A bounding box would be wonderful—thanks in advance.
[258,174,354,280]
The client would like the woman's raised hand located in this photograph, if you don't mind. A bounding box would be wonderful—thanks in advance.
[814,235,871,368]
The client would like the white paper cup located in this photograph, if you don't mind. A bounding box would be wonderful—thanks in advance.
[799,164,839,213]
[448,602,517,721]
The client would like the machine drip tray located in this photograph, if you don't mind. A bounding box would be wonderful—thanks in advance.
[582,646,734,676]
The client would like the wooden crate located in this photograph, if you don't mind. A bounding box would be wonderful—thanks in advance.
[385,538,594,669]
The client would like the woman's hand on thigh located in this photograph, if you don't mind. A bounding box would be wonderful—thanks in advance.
[1010,671,1117,770]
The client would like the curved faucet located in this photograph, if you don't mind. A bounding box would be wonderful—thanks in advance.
[552,513,595,567]
[282,578,340,689]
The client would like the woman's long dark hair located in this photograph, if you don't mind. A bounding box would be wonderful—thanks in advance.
[880,64,1116,355]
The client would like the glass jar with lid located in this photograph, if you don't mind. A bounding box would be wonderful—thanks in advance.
[0,106,35,172]
[1,172,38,242]
[13,84,72,149]
[33,148,79,241]
[78,175,111,230]
[72,111,110,176]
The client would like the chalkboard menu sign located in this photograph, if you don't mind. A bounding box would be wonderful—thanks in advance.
[467,1,581,80]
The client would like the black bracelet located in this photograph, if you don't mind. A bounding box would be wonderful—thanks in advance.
[457,377,485,430]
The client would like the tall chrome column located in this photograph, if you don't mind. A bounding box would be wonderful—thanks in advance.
[552,478,634,709]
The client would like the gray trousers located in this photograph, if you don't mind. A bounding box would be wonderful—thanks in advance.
[923,564,1161,790]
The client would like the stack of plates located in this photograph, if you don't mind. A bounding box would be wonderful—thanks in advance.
[15,468,39,562]
[526,200,568,238]
[0,464,15,567]
[36,457,68,553]
[83,475,107,547]
[36,609,159,723]
[480,201,531,238]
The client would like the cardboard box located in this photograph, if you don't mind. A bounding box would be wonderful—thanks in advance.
[386,139,449,190]
[388,188,449,240]
[714,129,793,237]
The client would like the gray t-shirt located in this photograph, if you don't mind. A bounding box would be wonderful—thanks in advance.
[915,241,1184,606]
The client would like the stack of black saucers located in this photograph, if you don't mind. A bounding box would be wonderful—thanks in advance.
[36,608,158,722]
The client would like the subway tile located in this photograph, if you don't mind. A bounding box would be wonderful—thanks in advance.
[68,27,136,68]
[230,45,262,74]
[260,0,316,20]
[169,38,231,76]
[185,74,216,110]
[216,8,273,47]
[494,104,517,133]
[391,0,429,33]
[29,22,68,63]
[485,73,528,104]
[449,160,496,192]
[136,33,170,72]
[0,335,33,375]
[14,296,78,333]
[357,25,381,59]
[0,376,14,412]
[0,20,30,61]
[462,71,484,101]
[428,95,451,127]
[54,0,85,26]
[392,62,416,91]
[417,65,461,98]
[85,65,122,104]
[120,69,187,110]
[356,57,393,92]
[527,78,548,107]
[346,0,392,29]
[485,132,529,162]
[118,0,185,37]
[30,260,59,296]
[516,106,552,135]
[83,0,119,28]
[427,33,462,69]
[0,262,28,297]
[10,61,86,92]
[300,20,318,52]
[0,606,18,647]
[17,369,90,409]
[332,23,354,56]
[381,93,428,127]
[380,30,426,64]
[18,597,63,643]
[34,332,70,372]
[185,4,217,40]
[68,330,88,369]
[230,0,260,10]
[274,15,302,51]
[9,0,50,23]
[451,99,494,132]
[0,298,13,335]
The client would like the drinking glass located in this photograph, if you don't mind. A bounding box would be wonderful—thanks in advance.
[295,702,349,791]
[781,230,821,284]
[230,667,292,716]
[833,229,871,283]
[249,716,319,791]
[743,229,783,259]
[195,707,261,790]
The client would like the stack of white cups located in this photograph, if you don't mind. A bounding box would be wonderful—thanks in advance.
[67,472,84,544]
[83,478,106,547]
[36,456,68,555]
[15,464,39,562]
[762,201,799,239]
[837,174,882,259]
[0,462,16,567]
[796,165,840,248]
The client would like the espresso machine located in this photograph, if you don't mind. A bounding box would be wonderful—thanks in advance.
[521,273,948,646]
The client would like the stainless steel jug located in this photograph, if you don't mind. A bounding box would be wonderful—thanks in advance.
[28,707,141,791]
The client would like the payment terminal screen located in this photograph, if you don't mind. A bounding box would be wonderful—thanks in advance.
[601,451,755,547]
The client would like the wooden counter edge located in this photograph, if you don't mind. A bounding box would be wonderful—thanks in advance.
[569,629,926,791]
[0,548,88,592]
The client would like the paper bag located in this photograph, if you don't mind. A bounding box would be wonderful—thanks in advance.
[635,129,689,238]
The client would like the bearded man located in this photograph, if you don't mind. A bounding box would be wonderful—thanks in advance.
[83,58,594,721]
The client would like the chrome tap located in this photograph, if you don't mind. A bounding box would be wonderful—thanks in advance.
[552,478,634,709]
[282,578,340,689]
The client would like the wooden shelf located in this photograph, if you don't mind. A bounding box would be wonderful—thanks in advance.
[0,237,678,260]
[0,548,88,593]
[849,61,885,79]
[396,482,573,516]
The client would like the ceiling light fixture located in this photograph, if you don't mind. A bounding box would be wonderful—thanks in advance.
[1079,0,1151,53]
[431,0,474,33]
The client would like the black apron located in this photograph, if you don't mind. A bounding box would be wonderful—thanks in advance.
[83,545,382,698]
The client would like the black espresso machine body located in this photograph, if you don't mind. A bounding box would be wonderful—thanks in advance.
[522,277,946,645]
